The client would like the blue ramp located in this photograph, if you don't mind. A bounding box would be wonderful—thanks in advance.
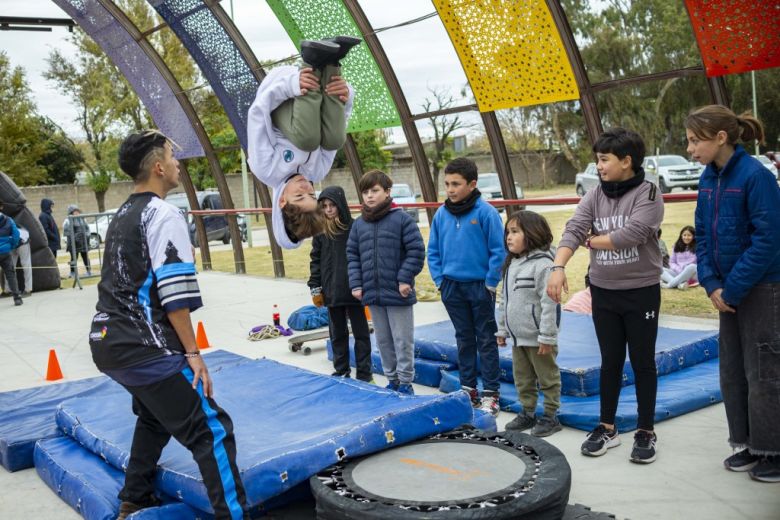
[56,358,473,513]
[439,358,722,432]
[0,350,250,472]
[326,335,456,387]
[414,313,719,396]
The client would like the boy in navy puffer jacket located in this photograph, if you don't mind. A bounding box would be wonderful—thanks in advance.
[347,170,425,395]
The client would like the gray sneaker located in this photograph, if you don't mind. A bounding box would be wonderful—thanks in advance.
[531,415,562,437]
[505,412,536,432]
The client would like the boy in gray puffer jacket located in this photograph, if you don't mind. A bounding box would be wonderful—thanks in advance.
[496,211,561,437]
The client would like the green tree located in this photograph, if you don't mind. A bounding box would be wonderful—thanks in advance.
[36,117,84,185]
[0,52,48,186]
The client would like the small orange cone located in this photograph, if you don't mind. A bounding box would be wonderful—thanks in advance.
[196,321,211,350]
[46,349,63,381]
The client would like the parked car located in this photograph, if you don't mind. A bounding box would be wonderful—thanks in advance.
[575,162,598,196]
[477,173,525,212]
[87,208,118,249]
[391,183,419,222]
[165,191,247,247]
[642,155,700,193]
[755,155,779,180]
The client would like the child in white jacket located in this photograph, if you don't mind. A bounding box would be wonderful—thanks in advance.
[496,211,562,437]
[247,38,358,249]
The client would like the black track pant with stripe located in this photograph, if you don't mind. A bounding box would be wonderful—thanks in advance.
[119,368,248,519]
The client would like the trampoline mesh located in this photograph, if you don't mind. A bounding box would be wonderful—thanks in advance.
[266,0,401,132]
[52,0,204,159]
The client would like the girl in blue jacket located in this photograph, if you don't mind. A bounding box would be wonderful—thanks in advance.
[687,105,780,483]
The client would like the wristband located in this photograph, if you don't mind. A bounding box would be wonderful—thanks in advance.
[184,350,201,358]
[585,237,593,250]
[551,266,565,272]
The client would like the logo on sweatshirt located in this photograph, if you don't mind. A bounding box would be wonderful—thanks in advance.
[283,149,294,163]
[645,311,655,320]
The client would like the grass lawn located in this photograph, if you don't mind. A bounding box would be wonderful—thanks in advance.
[206,192,717,319]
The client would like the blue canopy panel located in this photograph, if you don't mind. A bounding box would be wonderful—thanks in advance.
[55,358,473,513]
[439,358,722,432]
[0,350,249,472]
[325,336,456,387]
[414,313,719,396]
[52,0,204,160]
[148,0,259,150]
[33,436,310,520]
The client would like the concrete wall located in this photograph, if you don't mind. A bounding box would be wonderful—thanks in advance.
[18,151,577,222]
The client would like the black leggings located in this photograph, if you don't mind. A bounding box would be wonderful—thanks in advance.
[120,370,248,519]
[591,283,660,431]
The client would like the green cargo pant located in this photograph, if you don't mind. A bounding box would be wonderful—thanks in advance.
[271,64,347,152]
[512,344,561,417]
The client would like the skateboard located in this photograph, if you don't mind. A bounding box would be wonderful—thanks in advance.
[288,323,373,356]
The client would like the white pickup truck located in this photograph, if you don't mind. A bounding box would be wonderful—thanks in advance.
[642,155,701,194]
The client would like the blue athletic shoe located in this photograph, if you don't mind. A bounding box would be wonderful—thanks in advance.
[397,383,415,395]
[385,380,399,391]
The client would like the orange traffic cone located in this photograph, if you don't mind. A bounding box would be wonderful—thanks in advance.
[46,349,63,381]
[196,321,211,350]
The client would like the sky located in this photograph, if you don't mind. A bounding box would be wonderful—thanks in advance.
[0,0,484,143]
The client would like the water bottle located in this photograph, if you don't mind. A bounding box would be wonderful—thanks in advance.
[272,304,280,327]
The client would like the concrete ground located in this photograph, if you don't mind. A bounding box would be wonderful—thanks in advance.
[0,272,777,519]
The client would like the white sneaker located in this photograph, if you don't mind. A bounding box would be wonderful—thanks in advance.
[479,393,500,417]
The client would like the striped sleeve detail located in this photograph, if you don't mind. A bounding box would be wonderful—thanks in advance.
[156,267,202,312]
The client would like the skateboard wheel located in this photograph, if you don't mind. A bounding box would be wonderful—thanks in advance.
[303,347,312,356]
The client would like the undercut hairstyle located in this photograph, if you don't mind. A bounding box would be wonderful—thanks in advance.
[358,169,393,193]
[444,157,478,184]
[592,128,646,174]
[685,105,765,146]
[118,130,179,183]
[282,203,325,242]
[501,210,554,275]
[673,225,696,253]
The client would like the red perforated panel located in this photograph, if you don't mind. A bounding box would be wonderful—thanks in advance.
[685,0,780,76]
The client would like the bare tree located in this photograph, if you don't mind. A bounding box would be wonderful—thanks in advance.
[420,86,471,193]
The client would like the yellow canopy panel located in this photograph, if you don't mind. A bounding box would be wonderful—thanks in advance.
[434,0,579,111]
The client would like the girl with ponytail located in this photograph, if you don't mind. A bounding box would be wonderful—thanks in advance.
[687,105,780,482]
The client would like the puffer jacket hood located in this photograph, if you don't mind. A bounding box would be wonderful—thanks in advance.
[318,186,352,226]
[41,199,54,213]
[496,247,560,347]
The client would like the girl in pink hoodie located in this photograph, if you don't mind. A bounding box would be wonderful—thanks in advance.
[661,226,697,289]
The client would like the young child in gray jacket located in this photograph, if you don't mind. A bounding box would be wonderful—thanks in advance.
[496,211,562,437]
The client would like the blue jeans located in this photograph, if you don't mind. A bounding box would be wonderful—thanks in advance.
[440,278,500,393]
[719,283,780,455]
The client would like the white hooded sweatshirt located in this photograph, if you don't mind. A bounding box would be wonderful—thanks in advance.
[247,65,354,249]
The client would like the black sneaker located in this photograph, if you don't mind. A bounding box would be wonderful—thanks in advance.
[749,456,780,483]
[330,370,350,378]
[300,40,340,69]
[531,415,562,437]
[13,296,23,306]
[462,385,480,407]
[324,35,362,64]
[724,449,761,472]
[505,412,536,432]
[630,430,657,464]
[581,424,620,457]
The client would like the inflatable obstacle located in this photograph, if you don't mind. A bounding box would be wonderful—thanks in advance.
[413,313,718,396]
[0,171,60,291]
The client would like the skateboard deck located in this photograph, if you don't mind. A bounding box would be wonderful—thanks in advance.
[288,323,372,356]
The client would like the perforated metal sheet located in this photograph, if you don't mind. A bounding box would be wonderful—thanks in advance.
[52,0,204,159]
[266,0,401,132]
[433,0,579,111]
[149,0,259,149]
[685,0,780,76]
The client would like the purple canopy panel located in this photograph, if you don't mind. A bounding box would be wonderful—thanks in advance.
[52,0,204,159]
[149,0,259,150]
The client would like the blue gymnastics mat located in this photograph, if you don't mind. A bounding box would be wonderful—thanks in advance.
[326,335,456,387]
[439,358,722,432]
[55,358,473,514]
[414,313,719,396]
[34,436,311,520]
[0,349,248,472]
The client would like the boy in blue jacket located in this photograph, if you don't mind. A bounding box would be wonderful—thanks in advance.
[427,158,506,416]
[347,170,425,395]
[0,202,22,306]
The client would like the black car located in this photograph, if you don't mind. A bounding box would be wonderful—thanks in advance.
[165,192,247,247]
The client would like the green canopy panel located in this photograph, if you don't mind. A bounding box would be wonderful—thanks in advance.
[266,0,401,133]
